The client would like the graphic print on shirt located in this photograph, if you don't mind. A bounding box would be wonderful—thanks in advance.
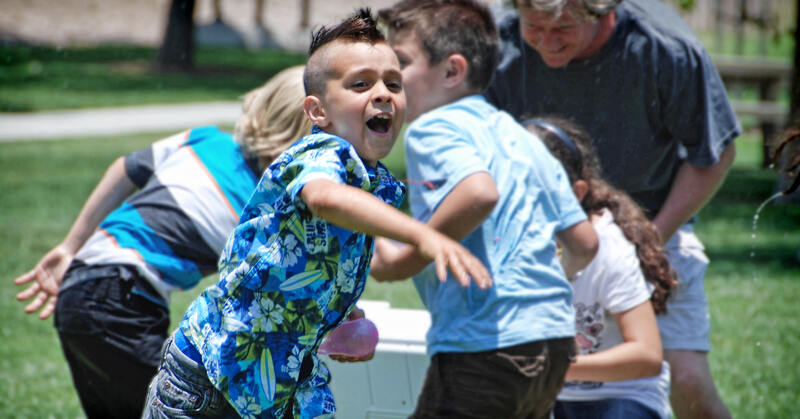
[305,218,329,254]
[564,302,605,390]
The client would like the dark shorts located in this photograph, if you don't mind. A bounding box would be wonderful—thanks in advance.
[55,262,169,419]
[554,398,661,419]
[411,337,576,419]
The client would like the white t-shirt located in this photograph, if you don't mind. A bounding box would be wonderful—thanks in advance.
[558,209,672,419]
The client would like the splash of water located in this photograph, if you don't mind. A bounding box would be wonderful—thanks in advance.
[750,192,783,257]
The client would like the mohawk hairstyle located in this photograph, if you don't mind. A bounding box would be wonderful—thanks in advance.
[303,8,385,96]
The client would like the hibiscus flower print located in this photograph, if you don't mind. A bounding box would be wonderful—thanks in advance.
[282,346,304,380]
[335,258,357,293]
[249,296,285,332]
[278,234,302,267]
[296,388,316,406]
[234,394,262,419]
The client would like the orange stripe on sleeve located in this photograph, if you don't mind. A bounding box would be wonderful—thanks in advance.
[99,228,147,263]
[184,147,240,222]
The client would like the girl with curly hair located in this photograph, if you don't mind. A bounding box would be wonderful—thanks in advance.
[526,117,678,419]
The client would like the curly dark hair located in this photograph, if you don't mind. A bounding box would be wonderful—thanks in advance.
[527,115,677,314]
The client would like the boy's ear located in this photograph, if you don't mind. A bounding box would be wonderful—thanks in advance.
[303,95,330,128]
[572,179,589,201]
[442,53,468,88]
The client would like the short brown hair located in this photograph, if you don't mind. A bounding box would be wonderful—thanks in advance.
[303,8,386,96]
[379,0,499,91]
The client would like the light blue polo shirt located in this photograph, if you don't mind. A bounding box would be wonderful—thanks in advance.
[405,95,586,355]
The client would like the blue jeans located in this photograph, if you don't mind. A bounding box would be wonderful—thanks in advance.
[142,334,237,418]
[554,399,660,419]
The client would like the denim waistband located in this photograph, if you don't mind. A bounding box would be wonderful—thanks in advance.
[164,334,210,387]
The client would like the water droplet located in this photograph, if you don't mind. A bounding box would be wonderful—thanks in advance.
[751,192,782,237]
[756,341,761,346]
[750,252,755,258]
[751,233,756,239]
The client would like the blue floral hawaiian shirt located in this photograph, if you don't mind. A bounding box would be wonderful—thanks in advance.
[179,127,405,418]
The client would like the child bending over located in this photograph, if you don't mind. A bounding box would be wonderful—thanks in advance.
[526,117,678,419]
[372,1,598,418]
[142,9,490,419]
[15,65,311,419]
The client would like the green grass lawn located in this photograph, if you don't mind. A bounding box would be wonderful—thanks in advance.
[1,129,798,417]
[0,45,307,112]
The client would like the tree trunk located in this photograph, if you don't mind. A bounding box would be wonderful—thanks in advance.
[156,0,196,72]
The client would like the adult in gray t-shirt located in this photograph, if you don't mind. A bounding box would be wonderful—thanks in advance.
[486,1,738,418]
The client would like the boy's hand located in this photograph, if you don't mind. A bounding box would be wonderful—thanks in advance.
[15,245,73,319]
[417,230,492,289]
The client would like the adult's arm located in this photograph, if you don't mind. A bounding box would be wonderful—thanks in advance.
[652,142,736,244]
[15,157,137,319]
[369,172,498,281]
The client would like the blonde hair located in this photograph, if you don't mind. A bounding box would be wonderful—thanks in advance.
[234,65,312,169]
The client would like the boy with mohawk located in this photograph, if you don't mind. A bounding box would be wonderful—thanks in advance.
[372,1,599,418]
[143,9,491,419]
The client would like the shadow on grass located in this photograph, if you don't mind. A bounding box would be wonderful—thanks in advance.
[706,246,800,271]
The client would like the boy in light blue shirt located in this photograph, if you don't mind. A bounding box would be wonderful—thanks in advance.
[372,1,599,418]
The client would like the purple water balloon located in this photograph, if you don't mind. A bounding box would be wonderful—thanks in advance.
[318,317,379,357]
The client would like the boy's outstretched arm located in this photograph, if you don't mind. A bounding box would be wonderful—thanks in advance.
[15,157,136,319]
[370,172,498,281]
[301,179,492,289]
[555,219,599,279]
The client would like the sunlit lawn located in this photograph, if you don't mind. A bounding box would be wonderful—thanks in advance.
[0,11,797,413]
[1,127,798,417]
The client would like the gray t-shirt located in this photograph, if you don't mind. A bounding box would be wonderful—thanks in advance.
[486,0,740,215]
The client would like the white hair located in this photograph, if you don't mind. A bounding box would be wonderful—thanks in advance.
[514,0,621,17]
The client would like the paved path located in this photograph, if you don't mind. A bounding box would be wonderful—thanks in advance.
[0,101,241,142]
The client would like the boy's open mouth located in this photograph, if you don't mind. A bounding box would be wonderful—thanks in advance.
[366,114,392,135]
